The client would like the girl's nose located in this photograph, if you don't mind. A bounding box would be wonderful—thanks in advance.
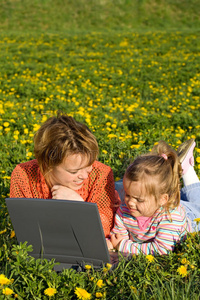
[128,198,137,206]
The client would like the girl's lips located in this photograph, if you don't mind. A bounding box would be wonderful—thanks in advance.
[129,207,136,212]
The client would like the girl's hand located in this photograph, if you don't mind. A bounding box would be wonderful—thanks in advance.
[51,185,84,201]
[106,238,114,250]
[111,233,125,249]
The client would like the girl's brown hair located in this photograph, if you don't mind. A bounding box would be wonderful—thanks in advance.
[125,141,182,212]
[34,113,99,176]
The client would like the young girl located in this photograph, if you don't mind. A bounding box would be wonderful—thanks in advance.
[111,139,200,255]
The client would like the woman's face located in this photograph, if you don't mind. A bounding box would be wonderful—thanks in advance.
[48,154,93,190]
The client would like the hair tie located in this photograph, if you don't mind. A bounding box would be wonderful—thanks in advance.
[161,153,168,160]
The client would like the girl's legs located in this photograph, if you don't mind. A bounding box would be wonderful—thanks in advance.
[177,139,200,231]
[177,139,199,185]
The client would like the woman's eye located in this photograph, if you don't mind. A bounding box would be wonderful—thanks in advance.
[67,170,78,174]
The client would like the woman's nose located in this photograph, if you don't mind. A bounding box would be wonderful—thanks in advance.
[87,165,93,173]
[78,166,92,179]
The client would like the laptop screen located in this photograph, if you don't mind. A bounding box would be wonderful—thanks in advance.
[6,198,111,270]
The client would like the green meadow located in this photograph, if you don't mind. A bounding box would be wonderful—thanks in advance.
[0,0,200,299]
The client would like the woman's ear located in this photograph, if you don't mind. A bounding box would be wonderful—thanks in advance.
[159,194,169,206]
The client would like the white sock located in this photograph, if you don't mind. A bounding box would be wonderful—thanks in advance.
[182,166,200,186]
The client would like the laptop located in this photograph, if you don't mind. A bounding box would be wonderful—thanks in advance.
[5,198,126,271]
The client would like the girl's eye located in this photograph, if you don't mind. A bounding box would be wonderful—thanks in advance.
[136,198,144,203]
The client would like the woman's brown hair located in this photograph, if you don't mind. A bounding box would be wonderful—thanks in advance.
[34,114,99,176]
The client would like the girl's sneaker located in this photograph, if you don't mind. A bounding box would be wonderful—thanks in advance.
[177,138,196,175]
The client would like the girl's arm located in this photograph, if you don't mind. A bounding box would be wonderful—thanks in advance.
[118,222,188,255]
[110,206,130,248]
[111,207,189,255]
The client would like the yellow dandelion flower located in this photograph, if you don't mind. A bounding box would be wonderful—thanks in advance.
[96,292,103,298]
[181,258,189,265]
[44,287,57,297]
[102,150,107,154]
[106,263,112,270]
[190,265,195,269]
[85,265,92,270]
[107,133,117,138]
[0,274,11,285]
[130,286,137,294]
[3,287,14,295]
[177,265,188,277]
[41,115,48,123]
[194,218,200,225]
[33,124,41,132]
[0,229,7,235]
[146,255,154,263]
[26,152,33,158]
[120,40,128,47]
[14,293,18,298]
[196,157,200,163]
[74,287,91,300]
[24,128,29,134]
[96,279,104,288]
[130,144,140,149]
[3,122,10,127]
[10,230,15,239]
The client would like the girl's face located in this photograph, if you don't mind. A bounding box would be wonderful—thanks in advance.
[48,154,93,190]
[123,177,165,218]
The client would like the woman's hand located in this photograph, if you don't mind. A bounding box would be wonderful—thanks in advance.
[111,233,125,250]
[51,185,84,201]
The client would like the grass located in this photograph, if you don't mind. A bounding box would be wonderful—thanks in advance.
[0,0,200,33]
[0,0,200,299]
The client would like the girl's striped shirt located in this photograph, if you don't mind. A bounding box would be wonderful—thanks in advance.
[111,203,192,255]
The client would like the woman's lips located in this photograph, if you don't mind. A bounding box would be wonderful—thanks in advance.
[74,180,84,186]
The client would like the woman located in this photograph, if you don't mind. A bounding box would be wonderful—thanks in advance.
[10,114,120,238]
